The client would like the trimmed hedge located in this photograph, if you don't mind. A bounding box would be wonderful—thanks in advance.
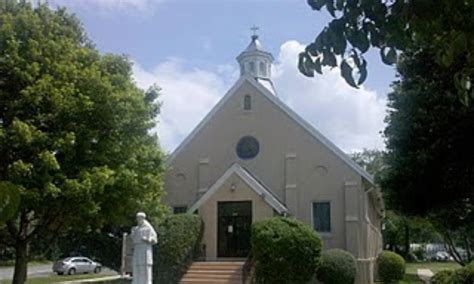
[432,270,455,284]
[450,261,474,284]
[251,217,322,284]
[316,249,357,284]
[154,214,203,284]
[377,251,406,283]
[432,262,474,284]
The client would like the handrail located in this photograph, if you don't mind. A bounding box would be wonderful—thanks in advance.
[242,251,253,284]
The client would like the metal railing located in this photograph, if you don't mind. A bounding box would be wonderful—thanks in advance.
[242,251,253,284]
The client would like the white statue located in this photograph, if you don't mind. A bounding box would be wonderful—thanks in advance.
[131,212,157,284]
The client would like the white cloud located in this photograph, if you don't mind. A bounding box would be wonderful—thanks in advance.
[273,41,386,152]
[133,40,386,154]
[133,58,234,152]
[49,0,164,12]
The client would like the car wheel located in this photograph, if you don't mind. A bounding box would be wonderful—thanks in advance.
[68,268,76,275]
[57,272,64,276]
[94,267,101,274]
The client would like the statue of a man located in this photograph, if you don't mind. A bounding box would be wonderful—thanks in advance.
[131,212,157,284]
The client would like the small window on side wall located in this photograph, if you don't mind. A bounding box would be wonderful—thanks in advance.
[243,95,251,110]
[312,202,331,233]
[173,206,187,214]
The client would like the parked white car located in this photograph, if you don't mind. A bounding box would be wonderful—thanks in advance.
[435,251,452,261]
[52,257,102,275]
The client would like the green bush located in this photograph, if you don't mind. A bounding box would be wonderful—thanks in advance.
[431,270,454,284]
[316,249,357,284]
[377,251,406,283]
[251,217,322,284]
[450,261,474,284]
[154,214,203,284]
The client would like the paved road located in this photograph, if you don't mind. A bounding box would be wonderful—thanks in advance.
[0,264,52,280]
[0,264,116,281]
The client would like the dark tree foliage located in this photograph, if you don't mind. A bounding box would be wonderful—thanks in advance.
[300,0,474,104]
[382,49,474,264]
[350,150,441,258]
[350,149,384,181]
[154,214,204,284]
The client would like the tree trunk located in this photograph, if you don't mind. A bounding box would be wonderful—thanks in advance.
[12,240,28,284]
[403,219,410,258]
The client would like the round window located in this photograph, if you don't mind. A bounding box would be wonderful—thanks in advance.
[236,136,260,160]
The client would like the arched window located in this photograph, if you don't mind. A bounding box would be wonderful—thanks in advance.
[260,62,266,76]
[249,62,255,73]
[243,95,251,110]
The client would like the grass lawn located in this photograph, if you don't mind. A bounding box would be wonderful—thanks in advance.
[0,273,110,284]
[399,261,462,284]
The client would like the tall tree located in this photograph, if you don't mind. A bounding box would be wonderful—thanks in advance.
[351,150,440,258]
[299,0,473,104]
[0,1,165,283]
[350,149,384,181]
[382,49,474,265]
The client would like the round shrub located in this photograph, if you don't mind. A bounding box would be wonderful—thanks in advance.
[377,251,406,283]
[154,214,203,284]
[431,270,454,284]
[316,249,357,284]
[251,217,322,284]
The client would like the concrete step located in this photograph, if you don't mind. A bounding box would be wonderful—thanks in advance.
[185,270,242,274]
[183,273,241,279]
[181,280,241,284]
[180,261,245,284]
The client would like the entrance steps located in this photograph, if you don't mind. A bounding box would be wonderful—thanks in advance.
[180,261,244,284]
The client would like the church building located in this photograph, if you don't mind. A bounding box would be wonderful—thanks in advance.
[163,32,384,283]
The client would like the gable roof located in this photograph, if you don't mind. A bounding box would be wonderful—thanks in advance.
[188,163,289,214]
[167,75,375,186]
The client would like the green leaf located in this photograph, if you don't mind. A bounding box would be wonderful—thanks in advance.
[314,57,323,74]
[358,58,368,85]
[306,43,320,57]
[326,0,336,17]
[349,29,370,53]
[307,0,327,10]
[322,49,337,67]
[329,19,347,54]
[335,0,344,9]
[0,182,21,224]
[298,52,315,77]
[340,59,358,88]
[313,30,327,52]
[381,47,397,65]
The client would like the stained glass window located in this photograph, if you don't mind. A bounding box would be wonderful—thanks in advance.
[236,136,259,160]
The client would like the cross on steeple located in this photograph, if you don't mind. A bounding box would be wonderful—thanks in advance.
[250,25,259,39]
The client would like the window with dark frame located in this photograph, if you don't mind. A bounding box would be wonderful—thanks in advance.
[243,95,251,110]
[173,206,187,214]
[312,202,331,233]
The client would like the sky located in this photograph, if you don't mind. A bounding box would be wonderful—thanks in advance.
[48,0,396,154]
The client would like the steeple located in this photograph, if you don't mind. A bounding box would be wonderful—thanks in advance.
[236,26,274,81]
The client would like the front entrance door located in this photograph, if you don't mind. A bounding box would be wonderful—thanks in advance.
[217,201,252,257]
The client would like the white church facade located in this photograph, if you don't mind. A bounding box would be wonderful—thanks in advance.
[163,33,384,283]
